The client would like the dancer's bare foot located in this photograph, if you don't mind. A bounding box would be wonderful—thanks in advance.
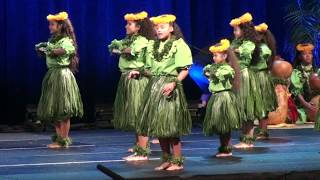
[123,154,148,161]
[234,142,254,149]
[166,164,184,171]
[154,162,171,171]
[256,135,268,140]
[215,152,232,158]
[151,139,159,144]
[269,123,295,128]
[128,148,134,153]
[47,142,62,149]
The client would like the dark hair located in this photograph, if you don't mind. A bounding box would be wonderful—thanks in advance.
[171,22,185,40]
[56,19,79,73]
[135,18,156,40]
[292,48,316,71]
[227,48,241,92]
[239,22,260,65]
[153,22,185,40]
[257,29,277,70]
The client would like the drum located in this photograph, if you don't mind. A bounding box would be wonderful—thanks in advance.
[271,60,293,79]
[307,95,319,122]
[309,73,320,91]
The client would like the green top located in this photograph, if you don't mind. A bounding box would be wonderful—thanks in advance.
[36,37,75,69]
[108,35,148,72]
[251,43,271,71]
[290,64,314,99]
[145,38,193,76]
[203,63,234,93]
[231,39,255,70]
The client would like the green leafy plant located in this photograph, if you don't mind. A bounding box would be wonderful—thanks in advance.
[284,0,320,44]
[284,0,320,64]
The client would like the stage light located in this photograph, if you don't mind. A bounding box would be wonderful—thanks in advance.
[189,63,210,93]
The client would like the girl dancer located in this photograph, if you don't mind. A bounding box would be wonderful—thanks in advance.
[108,11,155,154]
[229,13,260,148]
[253,23,277,139]
[290,43,318,123]
[131,14,193,171]
[203,39,241,157]
[35,12,83,148]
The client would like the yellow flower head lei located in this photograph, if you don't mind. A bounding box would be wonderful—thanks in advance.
[124,11,148,21]
[255,23,268,32]
[150,14,176,24]
[230,12,253,27]
[209,39,230,53]
[47,11,68,21]
[296,43,314,52]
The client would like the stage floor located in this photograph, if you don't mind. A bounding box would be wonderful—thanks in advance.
[0,127,319,180]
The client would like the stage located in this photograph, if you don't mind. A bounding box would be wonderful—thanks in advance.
[0,126,319,180]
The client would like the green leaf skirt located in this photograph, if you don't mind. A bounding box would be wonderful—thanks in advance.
[253,70,277,120]
[136,76,192,138]
[113,73,149,131]
[203,91,241,135]
[37,67,83,124]
[237,68,257,123]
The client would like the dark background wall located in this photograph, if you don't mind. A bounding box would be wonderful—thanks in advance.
[0,0,290,124]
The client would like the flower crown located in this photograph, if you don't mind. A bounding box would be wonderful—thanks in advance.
[209,39,230,53]
[255,23,268,32]
[229,12,253,27]
[150,14,176,24]
[124,11,148,21]
[296,43,314,52]
[47,11,68,21]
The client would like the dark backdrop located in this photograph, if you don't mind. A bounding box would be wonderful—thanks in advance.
[0,0,289,124]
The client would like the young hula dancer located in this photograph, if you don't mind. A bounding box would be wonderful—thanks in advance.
[203,39,241,157]
[229,13,260,148]
[35,12,83,149]
[108,11,155,154]
[252,23,277,140]
[132,14,193,170]
[290,43,318,123]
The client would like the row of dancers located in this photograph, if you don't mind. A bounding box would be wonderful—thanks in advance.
[34,11,320,171]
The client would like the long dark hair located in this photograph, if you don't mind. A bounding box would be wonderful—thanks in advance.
[56,18,79,73]
[258,29,277,69]
[239,22,260,65]
[171,22,185,40]
[227,48,241,92]
[135,18,156,40]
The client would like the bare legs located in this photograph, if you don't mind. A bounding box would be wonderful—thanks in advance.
[234,121,255,148]
[216,132,232,157]
[257,118,269,140]
[47,119,71,149]
[123,135,149,161]
[155,138,184,171]
[155,138,171,170]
